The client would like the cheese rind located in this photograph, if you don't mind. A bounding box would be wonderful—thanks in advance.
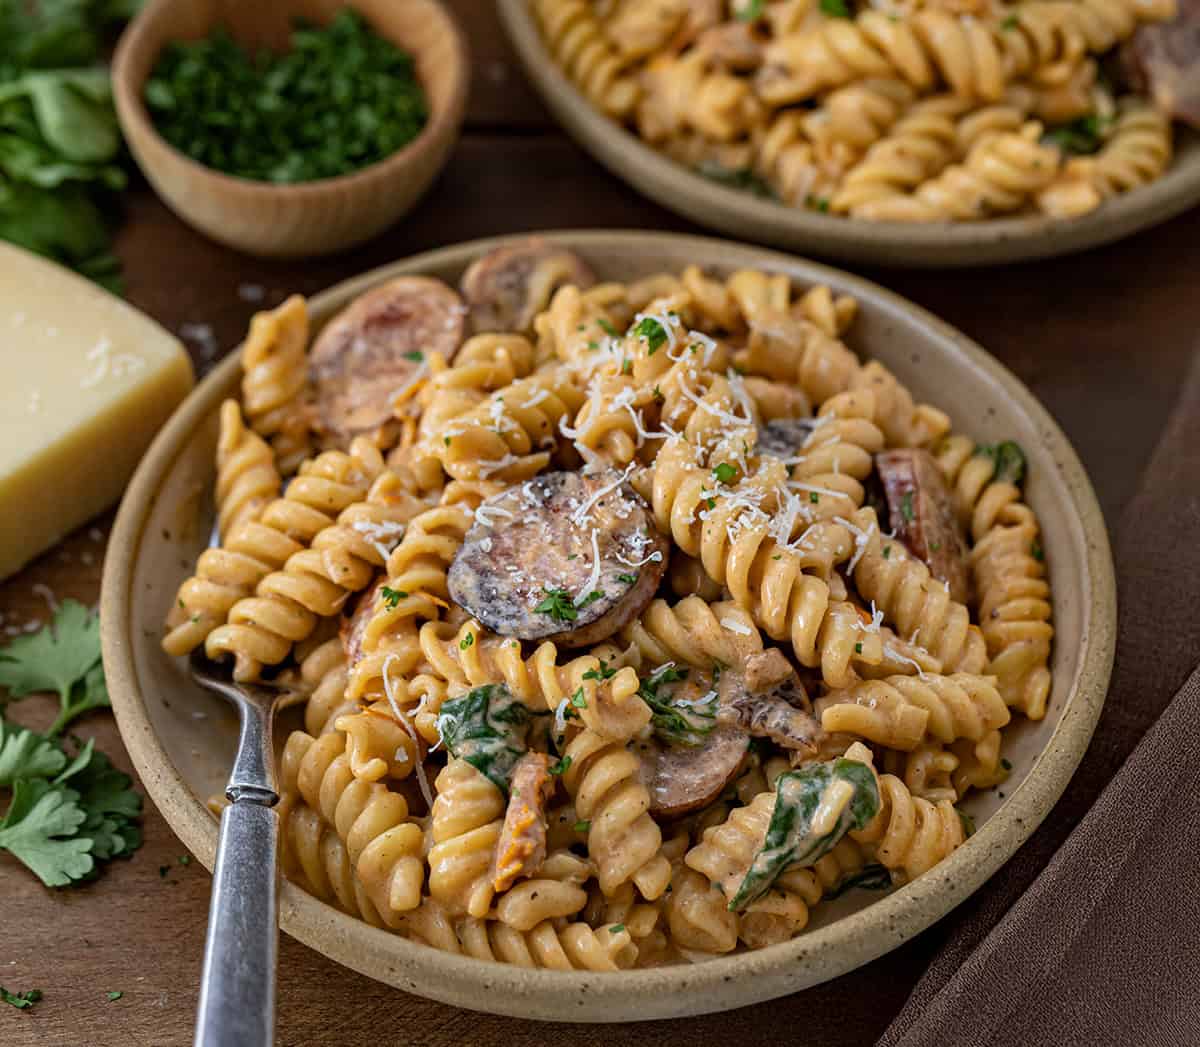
[2,243,195,580]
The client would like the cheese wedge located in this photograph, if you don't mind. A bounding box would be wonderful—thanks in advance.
[1,243,194,580]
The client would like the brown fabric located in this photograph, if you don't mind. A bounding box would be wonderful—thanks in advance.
[879,351,1200,1047]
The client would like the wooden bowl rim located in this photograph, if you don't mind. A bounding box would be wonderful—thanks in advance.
[495,0,1200,267]
[112,0,470,199]
[100,230,1117,1020]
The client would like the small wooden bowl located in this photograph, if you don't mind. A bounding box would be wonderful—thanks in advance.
[113,0,469,258]
[101,231,1117,1020]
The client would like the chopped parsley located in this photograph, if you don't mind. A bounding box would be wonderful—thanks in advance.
[106,991,123,1002]
[380,585,407,609]
[1031,540,1044,562]
[598,318,618,337]
[854,642,863,654]
[631,316,668,354]
[809,492,820,504]
[459,633,475,651]
[819,0,851,16]
[1,986,42,1010]
[583,661,617,682]
[899,490,915,523]
[976,440,1027,485]
[534,588,577,623]
[957,809,976,837]
[573,819,591,833]
[609,923,625,934]
[1000,12,1018,28]
[883,545,892,559]
[443,436,451,446]
[705,497,717,510]
[735,0,764,20]
[805,194,831,213]
[577,590,604,610]
[695,162,777,199]
[548,755,572,776]
[403,350,423,362]
[569,687,587,709]
[621,358,632,375]
[1001,757,1013,771]
[616,572,638,585]
[713,462,738,485]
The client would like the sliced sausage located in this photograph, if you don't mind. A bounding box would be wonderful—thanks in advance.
[756,417,819,458]
[716,649,825,757]
[447,470,669,647]
[1121,0,1200,128]
[459,238,596,335]
[875,449,971,604]
[492,751,556,893]
[635,722,750,819]
[696,22,766,71]
[340,574,386,668]
[309,276,467,440]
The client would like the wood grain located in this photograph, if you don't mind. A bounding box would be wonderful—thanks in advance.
[2,0,1199,1040]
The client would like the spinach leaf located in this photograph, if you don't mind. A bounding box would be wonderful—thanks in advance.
[435,684,541,794]
[729,756,880,911]
[638,665,717,748]
[824,862,892,899]
[975,440,1027,486]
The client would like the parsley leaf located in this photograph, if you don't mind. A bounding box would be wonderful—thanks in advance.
[582,661,616,682]
[630,316,668,354]
[380,585,407,608]
[548,755,572,776]
[616,572,638,585]
[569,687,587,709]
[0,719,66,786]
[105,990,122,1002]
[713,462,737,485]
[899,490,915,522]
[573,819,590,833]
[577,590,604,610]
[1,986,42,1010]
[460,632,474,650]
[819,0,852,16]
[0,778,94,886]
[403,350,423,362]
[0,600,105,735]
[608,923,625,934]
[534,588,578,623]
[598,318,618,337]
[735,0,765,20]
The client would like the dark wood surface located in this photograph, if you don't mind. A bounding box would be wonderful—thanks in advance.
[3,2,1199,1043]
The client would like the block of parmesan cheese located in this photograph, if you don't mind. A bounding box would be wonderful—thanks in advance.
[0,243,195,580]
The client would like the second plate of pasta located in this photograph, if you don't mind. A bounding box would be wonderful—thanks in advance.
[496,0,1200,265]
[102,231,1115,1019]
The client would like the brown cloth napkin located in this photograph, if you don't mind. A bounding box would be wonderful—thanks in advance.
[878,351,1200,1047]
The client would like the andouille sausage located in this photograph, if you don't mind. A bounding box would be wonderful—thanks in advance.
[875,448,971,604]
[309,276,467,440]
[447,470,669,647]
[460,238,595,335]
[717,649,824,757]
[1121,0,1200,129]
[492,751,555,892]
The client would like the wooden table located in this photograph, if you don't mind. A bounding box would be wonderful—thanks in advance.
[3,3,1198,1044]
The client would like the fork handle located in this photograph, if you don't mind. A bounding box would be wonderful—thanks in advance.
[194,798,279,1047]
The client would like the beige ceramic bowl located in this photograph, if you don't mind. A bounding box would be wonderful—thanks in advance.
[101,231,1116,1021]
[496,0,1200,267]
[113,0,469,258]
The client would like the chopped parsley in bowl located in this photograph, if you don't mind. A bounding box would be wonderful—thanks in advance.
[142,9,427,184]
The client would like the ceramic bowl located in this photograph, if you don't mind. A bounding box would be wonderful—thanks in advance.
[495,0,1200,268]
[112,0,469,259]
[100,231,1116,1021]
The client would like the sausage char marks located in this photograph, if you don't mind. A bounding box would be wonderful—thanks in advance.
[309,276,467,441]
[459,238,596,335]
[716,648,825,758]
[447,469,669,647]
[875,448,971,604]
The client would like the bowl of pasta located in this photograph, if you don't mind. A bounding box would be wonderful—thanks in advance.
[101,231,1115,1020]
[495,0,1200,266]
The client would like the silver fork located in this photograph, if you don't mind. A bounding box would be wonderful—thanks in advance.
[189,649,289,1047]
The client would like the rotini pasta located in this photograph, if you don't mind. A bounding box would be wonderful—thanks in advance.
[527,0,1180,223]
[169,255,1057,972]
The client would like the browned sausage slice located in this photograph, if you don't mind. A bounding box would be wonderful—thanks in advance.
[875,448,971,604]
[756,417,819,458]
[459,238,596,335]
[635,722,750,819]
[716,649,824,757]
[1121,0,1200,128]
[309,276,467,440]
[492,751,555,892]
[447,470,669,647]
[340,574,386,668]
